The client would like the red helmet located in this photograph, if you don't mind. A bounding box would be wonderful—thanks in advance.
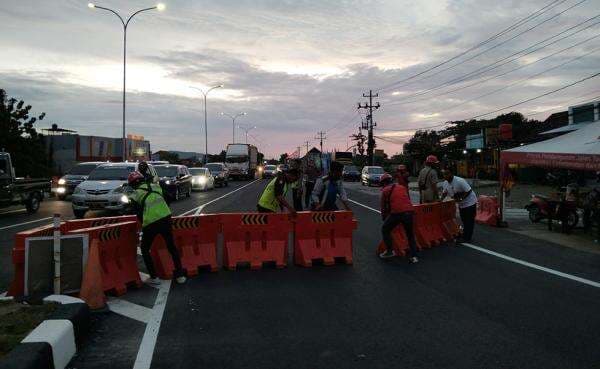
[425,155,439,164]
[380,173,393,185]
[128,171,144,186]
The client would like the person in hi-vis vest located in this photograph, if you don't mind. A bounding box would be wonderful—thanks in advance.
[127,170,186,286]
[257,168,299,215]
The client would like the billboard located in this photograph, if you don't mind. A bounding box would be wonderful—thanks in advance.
[466,131,484,149]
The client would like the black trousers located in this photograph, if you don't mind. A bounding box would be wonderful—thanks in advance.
[382,212,418,258]
[304,181,315,208]
[141,216,184,278]
[292,188,303,211]
[257,204,275,213]
[459,204,477,242]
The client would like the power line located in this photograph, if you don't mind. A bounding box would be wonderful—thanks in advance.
[375,0,570,92]
[386,32,600,107]
[385,14,600,106]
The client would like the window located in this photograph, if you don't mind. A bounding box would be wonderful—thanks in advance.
[205,164,223,173]
[368,167,384,174]
[189,168,208,176]
[155,166,178,177]
[88,166,135,180]
[68,163,99,175]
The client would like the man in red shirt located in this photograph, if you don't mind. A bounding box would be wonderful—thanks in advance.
[379,173,419,263]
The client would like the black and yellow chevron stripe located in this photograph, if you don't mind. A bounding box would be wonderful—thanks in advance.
[172,217,201,229]
[242,214,268,225]
[99,227,121,242]
[311,212,336,223]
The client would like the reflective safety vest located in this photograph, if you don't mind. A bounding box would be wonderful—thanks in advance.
[258,177,288,212]
[131,182,171,228]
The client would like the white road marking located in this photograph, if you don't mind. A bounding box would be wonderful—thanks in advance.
[0,217,52,231]
[133,279,172,369]
[347,197,600,289]
[107,298,153,324]
[178,179,261,216]
[462,243,600,289]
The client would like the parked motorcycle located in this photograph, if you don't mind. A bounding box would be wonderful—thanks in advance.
[525,194,579,230]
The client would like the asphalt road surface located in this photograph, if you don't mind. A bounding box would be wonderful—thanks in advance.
[3,179,599,369]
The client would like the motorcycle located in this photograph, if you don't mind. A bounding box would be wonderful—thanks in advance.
[525,193,579,231]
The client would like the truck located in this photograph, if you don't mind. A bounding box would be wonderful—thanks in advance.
[0,152,51,213]
[225,144,258,180]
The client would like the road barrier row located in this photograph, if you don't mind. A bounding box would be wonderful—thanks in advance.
[377,201,461,256]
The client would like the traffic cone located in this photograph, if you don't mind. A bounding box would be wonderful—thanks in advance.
[79,239,106,309]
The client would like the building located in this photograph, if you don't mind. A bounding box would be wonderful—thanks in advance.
[44,133,151,174]
[542,100,599,134]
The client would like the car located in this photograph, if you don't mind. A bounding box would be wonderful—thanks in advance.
[276,164,289,173]
[56,162,104,200]
[189,167,215,191]
[71,162,158,219]
[154,164,192,201]
[262,165,277,178]
[342,165,360,181]
[204,162,229,187]
[361,166,386,186]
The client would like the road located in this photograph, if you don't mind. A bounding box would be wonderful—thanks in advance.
[3,179,599,368]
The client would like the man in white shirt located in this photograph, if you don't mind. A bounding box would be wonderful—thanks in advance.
[441,169,478,242]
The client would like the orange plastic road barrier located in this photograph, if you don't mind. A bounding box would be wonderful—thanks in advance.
[413,203,447,248]
[64,215,138,233]
[475,195,499,226]
[439,201,461,239]
[221,213,292,270]
[68,221,141,296]
[150,215,221,279]
[376,227,410,257]
[8,223,56,297]
[79,239,107,309]
[294,211,357,267]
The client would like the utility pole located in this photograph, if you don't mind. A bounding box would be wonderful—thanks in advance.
[303,141,310,156]
[358,90,380,166]
[315,131,326,172]
[296,146,301,158]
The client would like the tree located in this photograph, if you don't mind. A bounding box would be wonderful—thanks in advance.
[207,150,226,163]
[279,153,288,164]
[157,151,180,163]
[0,89,50,177]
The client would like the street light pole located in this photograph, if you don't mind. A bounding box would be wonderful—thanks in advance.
[88,2,165,161]
[238,125,256,144]
[221,112,246,143]
[191,85,223,164]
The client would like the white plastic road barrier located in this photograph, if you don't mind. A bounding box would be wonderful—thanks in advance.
[22,319,76,369]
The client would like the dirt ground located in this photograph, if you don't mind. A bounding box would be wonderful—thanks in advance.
[0,301,57,357]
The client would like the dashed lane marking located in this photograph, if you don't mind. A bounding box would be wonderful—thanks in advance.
[347,197,600,289]
[0,217,53,231]
[133,279,172,369]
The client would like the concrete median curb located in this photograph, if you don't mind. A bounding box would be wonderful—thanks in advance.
[0,295,90,369]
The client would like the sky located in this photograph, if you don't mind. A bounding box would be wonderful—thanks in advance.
[1,0,599,158]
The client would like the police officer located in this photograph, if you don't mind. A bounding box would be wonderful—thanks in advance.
[127,170,186,285]
[257,168,299,214]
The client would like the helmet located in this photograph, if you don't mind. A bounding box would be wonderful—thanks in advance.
[425,155,439,164]
[128,171,144,186]
[380,173,393,185]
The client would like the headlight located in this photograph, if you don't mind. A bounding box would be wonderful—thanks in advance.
[199,176,207,185]
[165,180,171,185]
[120,195,130,204]
[58,178,66,185]
[56,187,66,194]
[73,187,85,194]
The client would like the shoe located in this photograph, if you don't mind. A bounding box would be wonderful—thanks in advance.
[379,250,396,259]
[146,277,162,287]
[176,276,187,284]
[408,256,419,264]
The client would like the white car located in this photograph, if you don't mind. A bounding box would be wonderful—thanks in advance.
[189,167,215,191]
[71,162,157,218]
[262,165,277,178]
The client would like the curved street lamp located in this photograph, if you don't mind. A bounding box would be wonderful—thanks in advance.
[238,125,256,144]
[191,85,223,164]
[88,3,165,160]
[220,112,246,144]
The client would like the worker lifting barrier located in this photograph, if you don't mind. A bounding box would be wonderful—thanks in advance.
[150,215,221,279]
[8,224,56,296]
[475,195,499,227]
[439,200,461,239]
[413,203,447,248]
[294,211,357,267]
[375,226,410,257]
[68,221,141,296]
[221,213,292,270]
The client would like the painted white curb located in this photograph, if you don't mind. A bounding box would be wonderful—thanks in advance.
[43,294,85,305]
[22,319,76,369]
